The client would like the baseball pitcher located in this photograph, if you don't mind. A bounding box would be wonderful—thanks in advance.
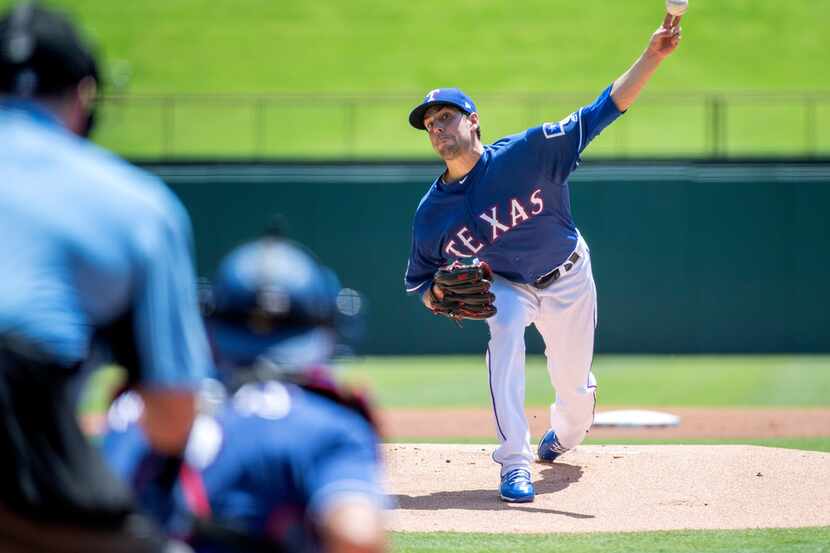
[404,17,682,502]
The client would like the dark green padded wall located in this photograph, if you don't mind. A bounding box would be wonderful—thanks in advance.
[145,162,830,354]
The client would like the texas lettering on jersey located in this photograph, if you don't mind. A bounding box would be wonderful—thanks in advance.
[444,188,544,258]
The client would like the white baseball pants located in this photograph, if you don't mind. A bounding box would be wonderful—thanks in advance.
[486,235,598,475]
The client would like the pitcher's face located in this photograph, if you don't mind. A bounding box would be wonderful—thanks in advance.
[423,105,478,160]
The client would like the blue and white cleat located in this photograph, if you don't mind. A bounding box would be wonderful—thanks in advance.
[499,468,535,503]
[537,428,569,462]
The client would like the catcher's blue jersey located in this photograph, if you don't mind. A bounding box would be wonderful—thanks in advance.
[405,85,623,292]
[0,100,210,388]
[103,381,385,553]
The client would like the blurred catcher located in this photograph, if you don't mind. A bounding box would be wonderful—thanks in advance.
[0,2,211,552]
[103,233,387,553]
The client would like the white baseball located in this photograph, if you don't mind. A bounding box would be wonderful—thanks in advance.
[666,0,688,16]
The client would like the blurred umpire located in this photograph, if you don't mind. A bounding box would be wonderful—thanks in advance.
[0,3,212,552]
[103,234,388,553]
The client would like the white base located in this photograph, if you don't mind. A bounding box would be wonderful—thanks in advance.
[592,409,680,428]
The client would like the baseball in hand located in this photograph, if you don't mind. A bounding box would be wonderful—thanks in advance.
[666,0,688,17]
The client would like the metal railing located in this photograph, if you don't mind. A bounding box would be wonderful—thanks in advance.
[95,92,830,159]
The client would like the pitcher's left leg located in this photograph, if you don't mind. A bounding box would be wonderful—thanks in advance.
[534,249,598,457]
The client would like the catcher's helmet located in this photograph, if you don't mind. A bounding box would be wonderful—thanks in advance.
[203,236,361,385]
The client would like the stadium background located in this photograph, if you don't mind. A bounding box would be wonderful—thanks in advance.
[8,0,829,551]
[15,0,826,355]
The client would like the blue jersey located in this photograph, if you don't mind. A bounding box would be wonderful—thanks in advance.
[0,101,210,387]
[103,381,385,553]
[405,85,622,292]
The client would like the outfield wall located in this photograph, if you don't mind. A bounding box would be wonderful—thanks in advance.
[144,161,830,354]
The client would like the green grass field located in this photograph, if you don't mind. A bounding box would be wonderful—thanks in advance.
[340,354,830,408]
[17,1,827,94]
[84,354,830,414]
[393,527,830,553]
[6,0,829,157]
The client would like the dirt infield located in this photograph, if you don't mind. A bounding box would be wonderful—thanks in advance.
[379,406,830,440]
[384,443,830,533]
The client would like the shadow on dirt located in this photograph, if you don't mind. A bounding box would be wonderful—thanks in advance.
[391,462,592,517]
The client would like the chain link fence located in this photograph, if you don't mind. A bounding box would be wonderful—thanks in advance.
[95,92,830,159]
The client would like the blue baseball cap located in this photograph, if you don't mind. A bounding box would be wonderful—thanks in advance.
[408,87,477,130]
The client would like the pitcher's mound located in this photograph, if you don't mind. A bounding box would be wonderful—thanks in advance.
[384,444,830,533]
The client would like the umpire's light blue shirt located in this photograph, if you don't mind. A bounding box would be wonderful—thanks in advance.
[0,100,211,388]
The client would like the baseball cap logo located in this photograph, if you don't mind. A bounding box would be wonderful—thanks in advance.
[426,89,441,102]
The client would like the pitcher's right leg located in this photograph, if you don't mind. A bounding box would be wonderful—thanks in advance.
[485,277,538,478]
